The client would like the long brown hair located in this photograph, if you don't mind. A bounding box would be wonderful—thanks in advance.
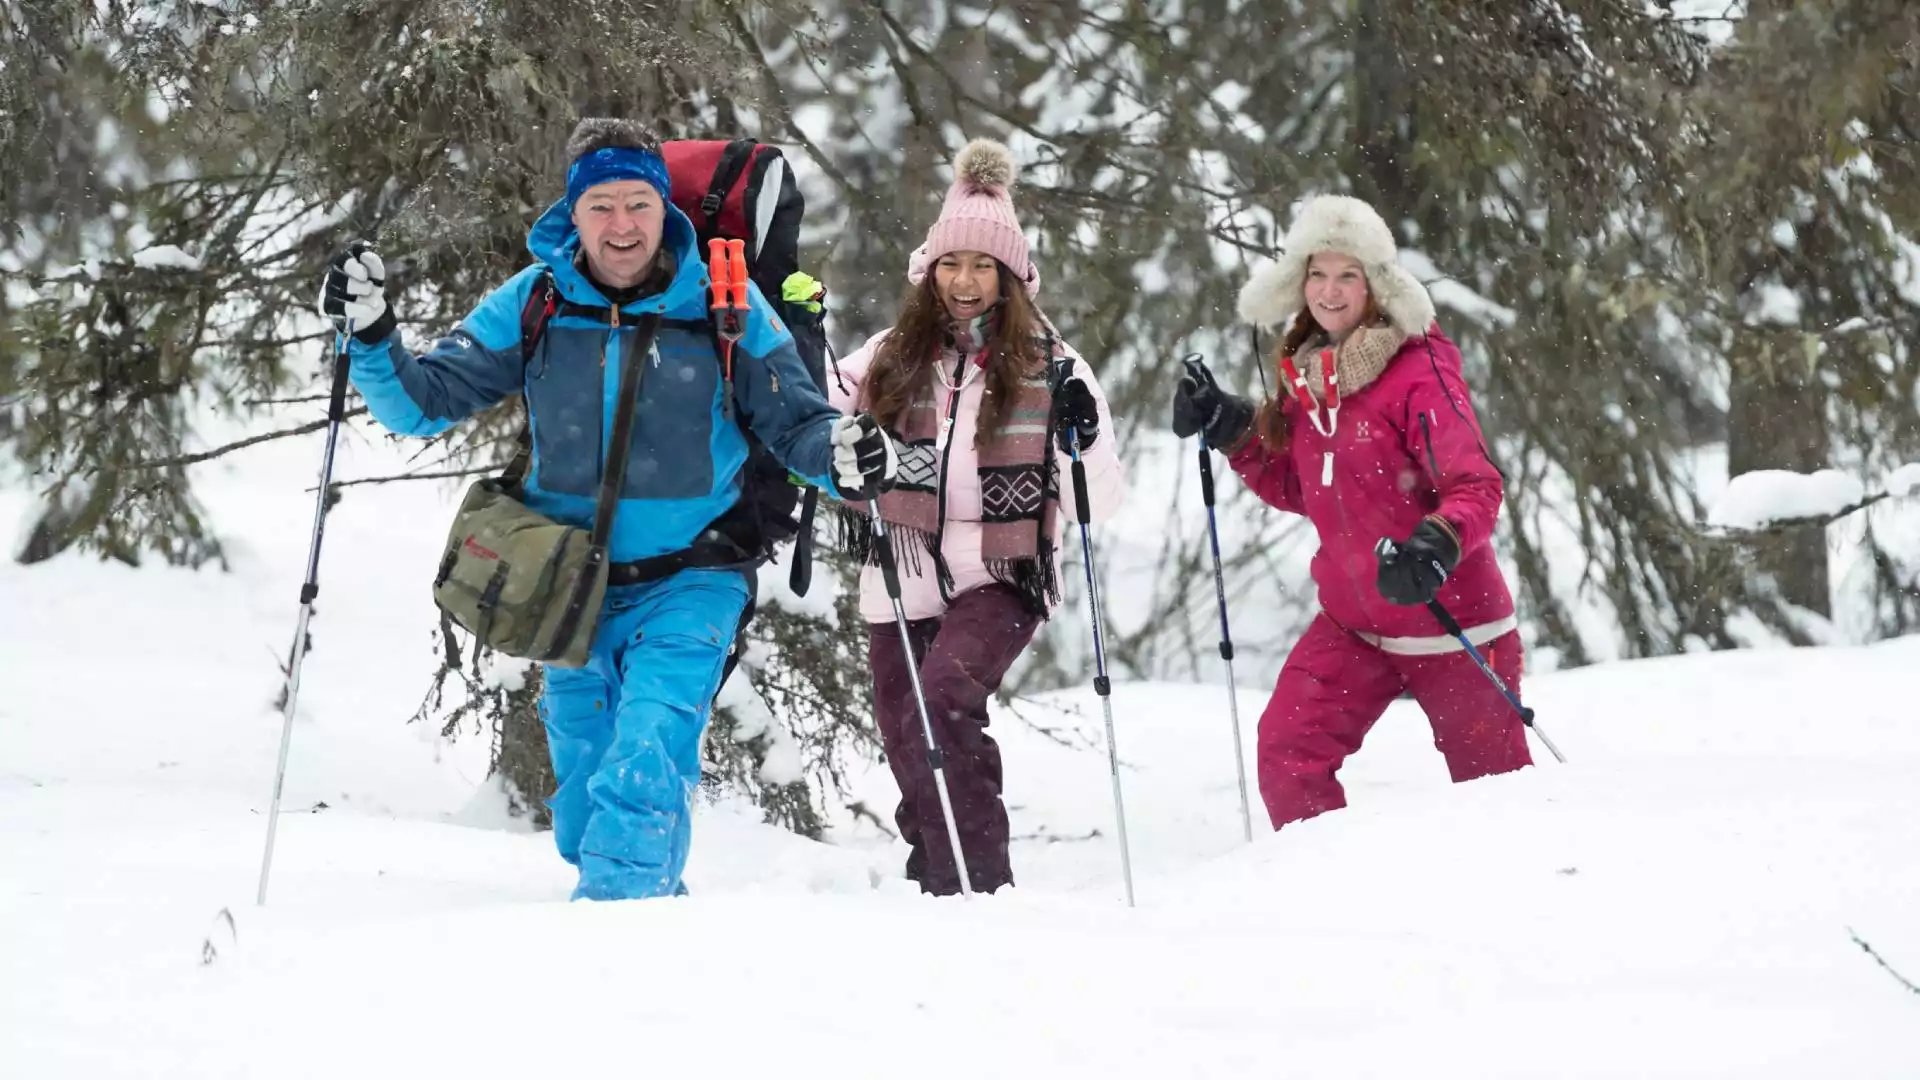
[862,262,1050,443]
[1249,293,1384,449]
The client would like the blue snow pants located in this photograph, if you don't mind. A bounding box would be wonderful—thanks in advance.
[537,568,750,901]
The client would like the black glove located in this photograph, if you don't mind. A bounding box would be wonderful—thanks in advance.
[318,240,397,344]
[831,412,899,500]
[1375,518,1462,606]
[1171,356,1254,449]
[1053,376,1100,454]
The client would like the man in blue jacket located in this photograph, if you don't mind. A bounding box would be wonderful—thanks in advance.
[317,118,899,901]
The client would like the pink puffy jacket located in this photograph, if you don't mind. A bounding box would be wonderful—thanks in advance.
[830,330,1127,624]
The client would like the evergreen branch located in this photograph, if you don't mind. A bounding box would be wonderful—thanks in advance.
[714,0,855,196]
[861,1,1050,143]
[1848,928,1920,997]
[127,407,368,470]
[856,2,1269,210]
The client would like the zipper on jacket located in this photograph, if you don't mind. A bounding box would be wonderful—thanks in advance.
[1419,412,1441,481]
[932,349,967,603]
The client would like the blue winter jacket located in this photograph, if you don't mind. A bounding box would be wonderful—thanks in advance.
[347,200,843,565]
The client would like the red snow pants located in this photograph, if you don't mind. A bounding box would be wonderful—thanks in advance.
[1257,613,1532,829]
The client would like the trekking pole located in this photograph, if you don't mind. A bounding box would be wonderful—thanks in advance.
[1377,538,1567,766]
[866,502,973,897]
[1183,359,1254,843]
[1423,596,1565,763]
[791,333,852,597]
[256,321,356,905]
[1066,429,1136,907]
[1249,326,1271,398]
[790,485,819,596]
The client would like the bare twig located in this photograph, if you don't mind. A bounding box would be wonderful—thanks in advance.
[320,464,496,491]
[1000,695,1101,751]
[1848,928,1920,997]
[243,393,335,407]
[844,799,898,839]
[1010,827,1103,845]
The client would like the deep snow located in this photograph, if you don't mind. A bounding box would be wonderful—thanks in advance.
[4,420,1918,1079]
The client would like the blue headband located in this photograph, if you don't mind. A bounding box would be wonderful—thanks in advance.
[566,145,672,209]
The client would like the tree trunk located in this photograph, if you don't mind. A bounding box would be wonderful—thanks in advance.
[491,666,554,827]
[1725,332,1831,615]
[1351,0,1414,219]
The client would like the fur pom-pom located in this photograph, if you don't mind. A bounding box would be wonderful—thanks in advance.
[956,138,1016,190]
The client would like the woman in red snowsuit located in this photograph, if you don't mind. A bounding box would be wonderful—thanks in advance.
[1172,194,1531,829]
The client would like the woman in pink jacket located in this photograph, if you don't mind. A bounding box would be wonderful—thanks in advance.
[829,138,1125,895]
[1171,194,1531,830]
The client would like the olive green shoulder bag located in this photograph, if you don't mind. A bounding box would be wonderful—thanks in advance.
[430,313,662,668]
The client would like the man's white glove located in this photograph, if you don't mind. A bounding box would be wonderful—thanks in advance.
[318,240,394,342]
[832,413,899,500]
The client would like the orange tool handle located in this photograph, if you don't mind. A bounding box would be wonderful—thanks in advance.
[708,237,731,310]
[724,239,749,309]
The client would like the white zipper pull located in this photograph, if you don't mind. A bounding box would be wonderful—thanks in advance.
[1321,450,1334,487]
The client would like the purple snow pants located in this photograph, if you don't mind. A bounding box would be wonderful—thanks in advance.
[867,584,1041,896]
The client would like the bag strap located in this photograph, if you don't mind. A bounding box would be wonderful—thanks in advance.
[502,273,561,488]
[518,271,560,364]
[697,139,760,246]
[592,312,664,551]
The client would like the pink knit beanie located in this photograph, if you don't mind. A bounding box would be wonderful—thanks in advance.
[907,138,1040,297]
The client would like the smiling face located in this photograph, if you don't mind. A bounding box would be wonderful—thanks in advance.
[1303,251,1371,338]
[571,179,666,290]
[932,249,1002,323]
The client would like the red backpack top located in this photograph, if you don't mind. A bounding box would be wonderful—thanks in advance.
[661,139,806,327]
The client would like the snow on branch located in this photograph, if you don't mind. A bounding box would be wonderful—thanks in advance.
[1703,465,1919,536]
[129,244,203,271]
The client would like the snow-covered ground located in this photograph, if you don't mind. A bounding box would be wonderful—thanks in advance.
[4,423,1918,1079]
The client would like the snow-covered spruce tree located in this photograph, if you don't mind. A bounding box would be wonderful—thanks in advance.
[1,0,885,832]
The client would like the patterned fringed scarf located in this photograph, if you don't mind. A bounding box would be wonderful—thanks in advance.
[838,317,1067,616]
